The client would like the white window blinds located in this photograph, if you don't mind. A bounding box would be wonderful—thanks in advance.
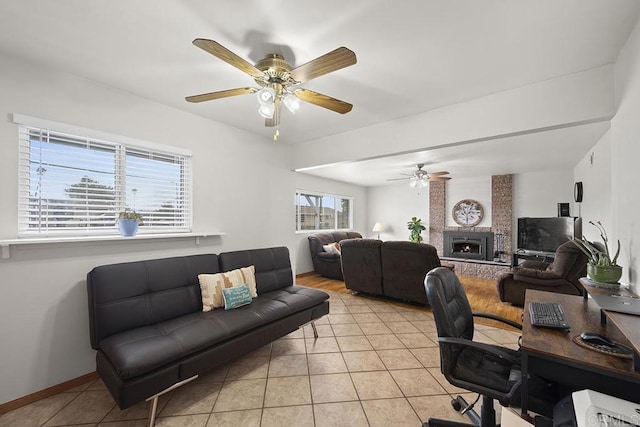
[18,125,192,236]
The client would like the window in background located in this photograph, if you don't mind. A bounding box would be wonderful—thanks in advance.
[295,190,353,232]
[18,125,192,236]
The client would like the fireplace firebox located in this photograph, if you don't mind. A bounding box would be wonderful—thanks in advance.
[443,231,494,261]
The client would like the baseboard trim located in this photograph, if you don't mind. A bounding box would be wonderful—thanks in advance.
[296,271,317,278]
[0,371,98,415]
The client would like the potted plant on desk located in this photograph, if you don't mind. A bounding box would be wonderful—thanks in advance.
[572,221,622,284]
[117,210,144,237]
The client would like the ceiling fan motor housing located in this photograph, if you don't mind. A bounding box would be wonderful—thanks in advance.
[255,54,294,87]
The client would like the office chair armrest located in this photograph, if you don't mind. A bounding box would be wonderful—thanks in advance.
[437,337,520,364]
[473,312,522,331]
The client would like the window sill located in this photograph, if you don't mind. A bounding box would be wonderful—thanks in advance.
[0,231,225,259]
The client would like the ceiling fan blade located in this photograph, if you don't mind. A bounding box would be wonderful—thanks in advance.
[290,47,356,83]
[429,176,452,181]
[193,39,264,80]
[386,177,411,181]
[294,89,353,114]
[185,87,258,103]
[428,171,450,176]
[265,99,282,127]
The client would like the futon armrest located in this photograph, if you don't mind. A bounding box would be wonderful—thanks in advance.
[437,337,519,364]
[473,312,522,331]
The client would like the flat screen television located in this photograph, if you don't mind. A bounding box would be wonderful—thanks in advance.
[517,217,582,255]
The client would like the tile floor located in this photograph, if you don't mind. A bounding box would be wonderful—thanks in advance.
[0,290,521,427]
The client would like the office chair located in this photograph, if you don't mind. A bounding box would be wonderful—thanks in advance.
[424,267,555,427]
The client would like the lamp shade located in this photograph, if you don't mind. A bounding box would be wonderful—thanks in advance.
[372,222,384,232]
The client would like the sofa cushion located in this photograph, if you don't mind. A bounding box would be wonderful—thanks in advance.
[219,247,294,294]
[198,266,257,311]
[98,285,328,379]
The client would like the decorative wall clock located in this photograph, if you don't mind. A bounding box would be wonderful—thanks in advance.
[452,199,484,226]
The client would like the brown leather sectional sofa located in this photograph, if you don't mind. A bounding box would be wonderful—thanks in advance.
[87,247,328,420]
[307,231,362,280]
[340,239,441,305]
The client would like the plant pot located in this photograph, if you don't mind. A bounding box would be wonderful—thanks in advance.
[118,219,139,237]
[587,264,622,284]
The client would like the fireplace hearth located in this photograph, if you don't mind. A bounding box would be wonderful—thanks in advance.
[443,231,494,261]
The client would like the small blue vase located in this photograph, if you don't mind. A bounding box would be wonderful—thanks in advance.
[118,219,139,237]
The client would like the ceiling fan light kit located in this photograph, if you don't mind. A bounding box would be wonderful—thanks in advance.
[388,163,451,187]
[186,39,357,138]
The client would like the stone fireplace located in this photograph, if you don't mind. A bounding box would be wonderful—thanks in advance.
[443,231,494,261]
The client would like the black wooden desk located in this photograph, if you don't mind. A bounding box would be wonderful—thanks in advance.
[520,290,640,415]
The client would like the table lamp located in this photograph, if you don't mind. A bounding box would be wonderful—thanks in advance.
[372,222,384,239]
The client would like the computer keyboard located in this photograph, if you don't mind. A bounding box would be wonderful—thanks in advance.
[529,302,571,330]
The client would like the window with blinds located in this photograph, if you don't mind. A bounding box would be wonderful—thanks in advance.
[295,190,353,232]
[18,126,192,236]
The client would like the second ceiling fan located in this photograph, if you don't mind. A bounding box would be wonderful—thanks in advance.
[186,39,357,129]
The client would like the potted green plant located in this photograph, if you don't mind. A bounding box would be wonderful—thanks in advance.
[117,210,144,237]
[572,220,622,284]
[407,217,426,243]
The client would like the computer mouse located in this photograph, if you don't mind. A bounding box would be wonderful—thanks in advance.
[580,332,615,347]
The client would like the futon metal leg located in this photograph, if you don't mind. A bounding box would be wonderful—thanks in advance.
[311,321,319,338]
[145,375,198,426]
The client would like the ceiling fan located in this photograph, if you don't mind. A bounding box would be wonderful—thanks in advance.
[387,164,451,188]
[185,39,357,131]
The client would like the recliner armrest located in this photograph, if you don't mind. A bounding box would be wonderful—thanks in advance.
[513,268,561,281]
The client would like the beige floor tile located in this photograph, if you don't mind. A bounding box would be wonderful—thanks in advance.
[342,350,386,372]
[384,321,420,334]
[314,316,330,325]
[0,392,78,427]
[212,379,266,412]
[400,311,433,321]
[104,393,170,422]
[473,331,498,344]
[361,397,422,427]
[309,373,358,403]
[366,334,405,350]
[306,337,340,353]
[336,335,373,352]
[303,323,334,338]
[408,394,471,424]
[281,328,305,339]
[262,405,314,427]
[268,354,308,377]
[271,338,306,356]
[87,378,109,391]
[313,401,369,427]
[396,332,436,348]
[350,371,403,400]
[245,343,272,358]
[159,382,222,416]
[154,414,209,427]
[264,376,311,407]
[366,302,398,313]
[358,322,393,335]
[342,297,369,306]
[328,314,357,324]
[427,367,467,394]
[352,313,382,323]
[410,347,441,368]
[329,304,350,314]
[390,368,447,396]
[225,356,269,380]
[44,390,115,426]
[347,305,373,314]
[480,328,520,345]
[330,323,364,337]
[197,364,229,382]
[375,312,406,322]
[377,349,422,370]
[205,409,261,427]
[308,353,348,375]
[410,320,438,334]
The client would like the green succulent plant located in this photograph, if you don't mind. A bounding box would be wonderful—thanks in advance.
[407,217,425,243]
[572,220,620,267]
[118,210,144,225]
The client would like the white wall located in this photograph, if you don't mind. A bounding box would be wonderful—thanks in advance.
[0,53,296,404]
[513,170,575,219]
[366,182,429,242]
[612,15,640,290]
[294,173,367,274]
